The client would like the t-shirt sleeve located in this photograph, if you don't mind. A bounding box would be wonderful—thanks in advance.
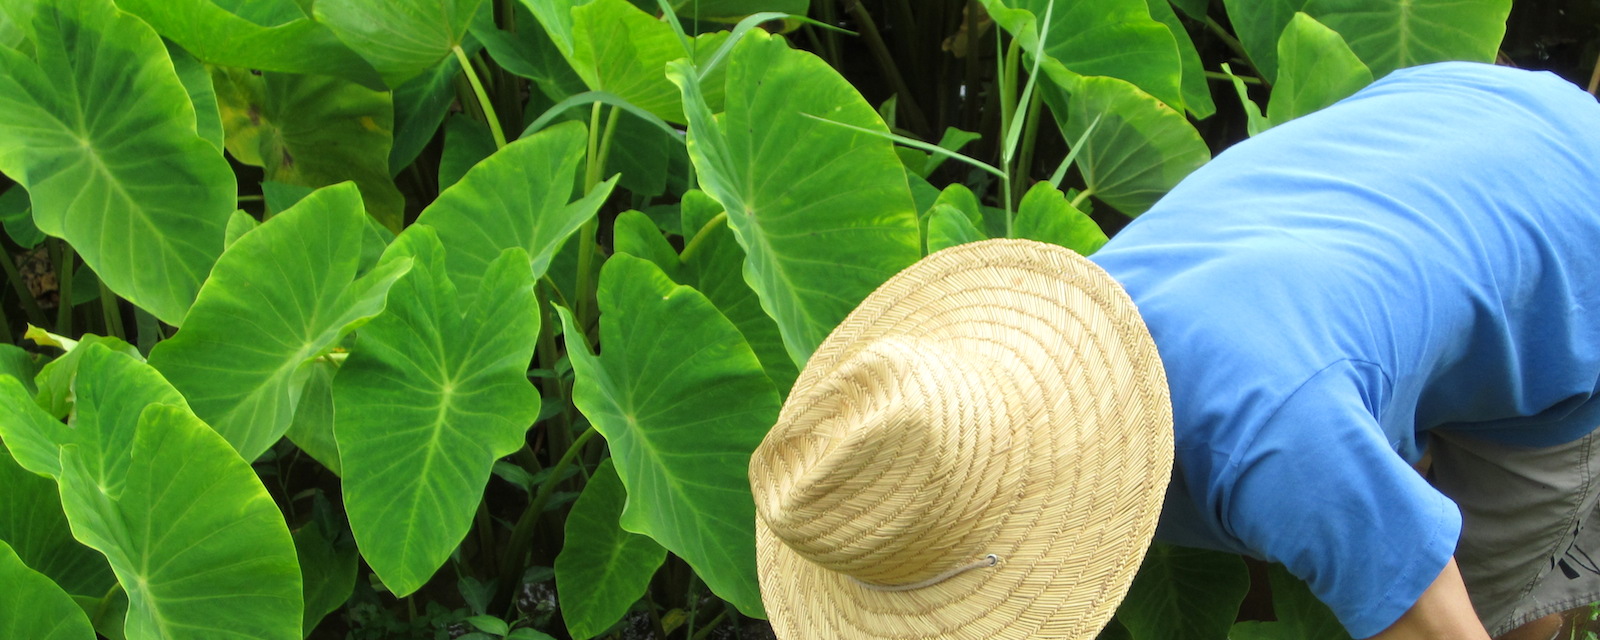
[1216,362,1463,638]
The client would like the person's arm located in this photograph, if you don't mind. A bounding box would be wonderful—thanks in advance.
[1367,557,1490,640]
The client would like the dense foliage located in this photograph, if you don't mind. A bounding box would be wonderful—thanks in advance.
[0,0,1588,639]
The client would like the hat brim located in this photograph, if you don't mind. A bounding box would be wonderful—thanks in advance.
[757,239,1173,639]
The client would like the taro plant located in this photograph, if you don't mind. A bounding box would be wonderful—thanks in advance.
[0,0,1550,638]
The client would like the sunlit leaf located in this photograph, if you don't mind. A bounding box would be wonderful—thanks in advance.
[555,459,667,640]
[0,0,235,325]
[983,0,1186,111]
[166,41,224,151]
[335,228,540,596]
[415,121,616,304]
[677,192,798,394]
[284,360,341,475]
[1266,13,1371,126]
[212,67,405,231]
[0,345,303,640]
[926,204,987,253]
[1012,181,1107,255]
[1045,75,1210,216]
[560,254,779,617]
[0,540,96,640]
[114,0,384,88]
[1303,0,1509,77]
[148,183,412,461]
[315,0,484,87]
[667,30,920,366]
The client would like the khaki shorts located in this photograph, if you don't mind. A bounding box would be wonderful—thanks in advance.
[1427,428,1600,636]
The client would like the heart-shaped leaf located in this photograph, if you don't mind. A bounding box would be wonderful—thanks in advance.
[0,0,236,325]
[1045,75,1210,216]
[148,183,412,461]
[414,121,616,303]
[315,0,485,88]
[982,0,1185,111]
[1219,0,1303,82]
[212,68,405,231]
[0,540,95,640]
[555,459,667,640]
[1013,181,1107,255]
[677,192,798,394]
[667,30,921,366]
[1266,13,1372,126]
[560,254,780,617]
[0,345,303,640]
[1301,0,1509,78]
[335,228,540,596]
[114,0,384,88]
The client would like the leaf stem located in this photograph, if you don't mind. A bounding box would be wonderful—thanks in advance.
[1203,17,1255,78]
[91,582,123,629]
[1207,70,1261,85]
[50,240,73,336]
[453,45,507,149]
[0,245,48,329]
[97,278,124,340]
[677,212,728,264]
[1012,88,1043,209]
[499,426,599,579]
[842,0,931,135]
[1070,188,1093,209]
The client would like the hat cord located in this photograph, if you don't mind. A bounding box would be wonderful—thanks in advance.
[848,554,1001,592]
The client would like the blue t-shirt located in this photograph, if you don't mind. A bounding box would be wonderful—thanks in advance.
[1089,62,1600,638]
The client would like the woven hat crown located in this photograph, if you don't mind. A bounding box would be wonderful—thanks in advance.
[751,335,1022,587]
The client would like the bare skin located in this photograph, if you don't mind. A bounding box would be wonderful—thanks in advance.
[1367,557,1491,640]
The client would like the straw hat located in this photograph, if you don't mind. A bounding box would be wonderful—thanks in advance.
[749,238,1173,639]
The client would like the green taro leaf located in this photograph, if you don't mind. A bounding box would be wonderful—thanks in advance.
[613,210,684,281]
[0,345,303,640]
[0,185,42,249]
[0,441,113,597]
[524,0,684,121]
[438,114,496,192]
[335,228,541,596]
[315,0,485,87]
[560,254,781,617]
[1265,563,1351,640]
[1302,0,1509,78]
[0,0,33,49]
[555,459,667,640]
[415,121,616,303]
[1116,544,1250,640]
[32,334,141,421]
[667,30,921,366]
[391,54,467,175]
[1219,0,1303,82]
[1046,75,1210,216]
[1012,181,1108,255]
[0,540,96,640]
[926,204,987,253]
[284,360,341,475]
[1143,0,1215,119]
[0,0,236,326]
[113,0,384,88]
[1265,13,1371,126]
[166,41,224,151]
[982,0,1186,111]
[223,210,258,248]
[293,517,359,636]
[667,0,807,20]
[678,192,798,394]
[148,183,412,461]
[471,1,586,101]
[212,67,405,231]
